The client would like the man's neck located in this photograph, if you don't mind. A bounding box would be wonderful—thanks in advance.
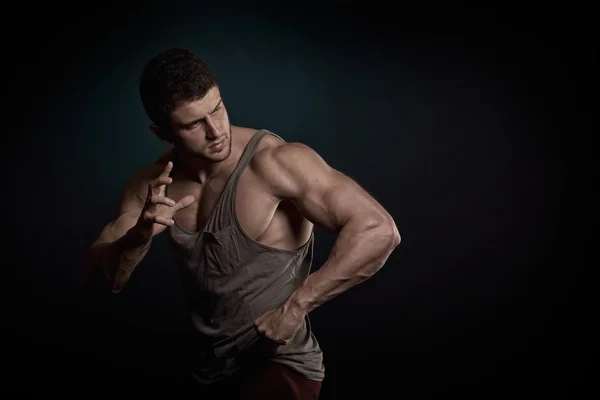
[175,153,231,183]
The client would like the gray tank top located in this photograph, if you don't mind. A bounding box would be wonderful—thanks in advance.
[166,129,324,384]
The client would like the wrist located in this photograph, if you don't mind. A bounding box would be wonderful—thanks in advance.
[284,286,315,317]
[127,222,154,246]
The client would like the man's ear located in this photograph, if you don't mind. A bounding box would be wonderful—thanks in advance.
[150,123,173,145]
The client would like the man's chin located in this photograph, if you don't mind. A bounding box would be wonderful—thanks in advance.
[192,151,230,163]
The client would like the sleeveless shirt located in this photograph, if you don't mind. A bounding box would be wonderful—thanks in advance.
[166,129,324,384]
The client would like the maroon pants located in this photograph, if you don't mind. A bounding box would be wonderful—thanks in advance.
[185,362,322,400]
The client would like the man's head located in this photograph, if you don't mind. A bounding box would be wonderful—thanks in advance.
[139,48,232,162]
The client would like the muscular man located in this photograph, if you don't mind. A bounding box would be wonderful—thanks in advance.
[84,48,400,399]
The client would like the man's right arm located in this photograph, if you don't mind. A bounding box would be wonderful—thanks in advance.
[83,168,153,294]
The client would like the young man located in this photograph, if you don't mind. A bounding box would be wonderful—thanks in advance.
[84,48,400,399]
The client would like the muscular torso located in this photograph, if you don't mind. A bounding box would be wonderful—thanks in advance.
[156,127,313,252]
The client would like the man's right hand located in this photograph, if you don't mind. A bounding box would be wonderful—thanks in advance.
[136,161,195,237]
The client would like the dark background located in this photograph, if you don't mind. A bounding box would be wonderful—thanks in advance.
[8,1,590,397]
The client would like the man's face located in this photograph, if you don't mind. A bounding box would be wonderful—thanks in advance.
[167,86,232,163]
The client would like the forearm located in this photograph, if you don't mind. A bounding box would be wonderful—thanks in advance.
[285,218,400,315]
[85,225,152,293]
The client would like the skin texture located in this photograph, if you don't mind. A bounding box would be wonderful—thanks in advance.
[84,85,401,345]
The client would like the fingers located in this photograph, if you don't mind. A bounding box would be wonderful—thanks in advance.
[142,194,193,227]
[141,208,174,226]
[153,215,175,227]
[147,162,174,196]
[150,175,173,189]
[254,325,287,346]
[150,195,177,207]
[174,195,196,211]
[143,192,177,213]
[161,161,174,178]
[147,174,173,199]
[254,316,282,345]
[145,193,192,212]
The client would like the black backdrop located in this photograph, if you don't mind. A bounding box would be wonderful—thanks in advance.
[7,1,589,398]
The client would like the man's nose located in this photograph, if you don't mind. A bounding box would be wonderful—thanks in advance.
[205,116,220,138]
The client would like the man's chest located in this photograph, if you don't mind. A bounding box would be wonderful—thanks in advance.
[166,169,277,239]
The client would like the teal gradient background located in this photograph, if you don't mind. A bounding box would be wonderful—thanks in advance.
[8,1,586,397]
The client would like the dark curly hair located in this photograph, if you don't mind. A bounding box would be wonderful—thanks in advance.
[139,48,218,128]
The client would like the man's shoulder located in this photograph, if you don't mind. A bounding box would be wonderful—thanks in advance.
[252,134,313,170]
[251,131,286,171]
[250,133,319,194]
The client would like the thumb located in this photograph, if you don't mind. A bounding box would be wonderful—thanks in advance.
[175,195,196,211]
[254,312,266,326]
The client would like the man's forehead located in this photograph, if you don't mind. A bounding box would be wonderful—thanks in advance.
[171,87,221,122]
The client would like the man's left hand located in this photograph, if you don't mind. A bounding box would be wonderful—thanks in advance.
[254,304,306,345]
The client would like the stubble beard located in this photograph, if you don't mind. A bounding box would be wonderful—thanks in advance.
[182,126,233,163]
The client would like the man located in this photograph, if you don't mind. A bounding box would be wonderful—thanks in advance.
[84,48,400,399]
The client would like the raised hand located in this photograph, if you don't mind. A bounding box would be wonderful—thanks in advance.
[137,161,195,237]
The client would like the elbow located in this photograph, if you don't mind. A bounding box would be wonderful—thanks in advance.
[383,223,401,250]
[389,220,401,248]
[111,278,126,295]
[110,268,132,294]
[110,279,126,294]
[359,215,401,250]
[369,214,401,249]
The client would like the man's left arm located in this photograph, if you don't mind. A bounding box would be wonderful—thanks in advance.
[258,142,401,320]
